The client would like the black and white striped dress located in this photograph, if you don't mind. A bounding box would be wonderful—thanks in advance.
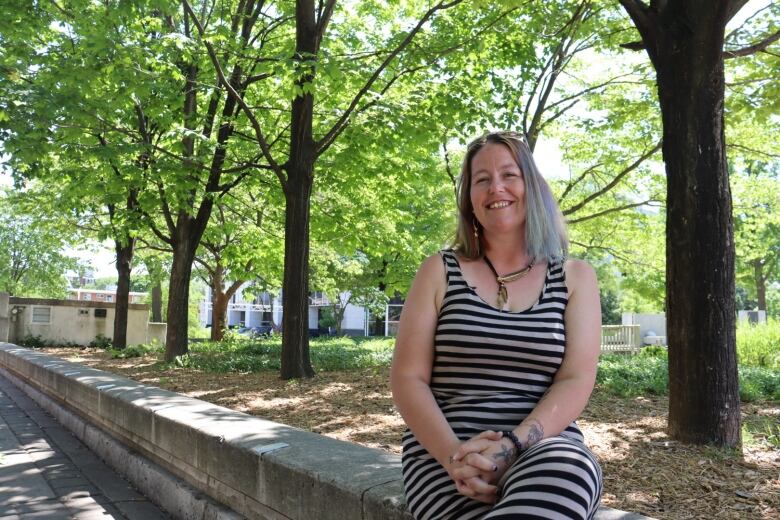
[401,250,603,520]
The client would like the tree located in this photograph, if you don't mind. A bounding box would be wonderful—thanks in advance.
[0,190,77,297]
[732,162,780,311]
[1,1,284,358]
[183,0,491,378]
[310,248,389,335]
[193,187,284,341]
[618,0,780,446]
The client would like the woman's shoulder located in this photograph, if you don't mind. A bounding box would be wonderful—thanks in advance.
[562,258,598,295]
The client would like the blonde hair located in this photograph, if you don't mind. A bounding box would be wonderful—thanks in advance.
[452,131,568,262]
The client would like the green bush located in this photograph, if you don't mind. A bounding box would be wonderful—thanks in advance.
[596,353,669,397]
[88,334,112,349]
[18,334,50,348]
[165,335,395,373]
[108,342,163,359]
[738,366,780,402]
[737,319,780,369]
[597,348,779,402]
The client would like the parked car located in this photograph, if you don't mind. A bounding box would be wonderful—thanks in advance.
[238,323,273,338]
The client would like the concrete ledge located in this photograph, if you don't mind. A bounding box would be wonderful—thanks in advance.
[0,344,654,520]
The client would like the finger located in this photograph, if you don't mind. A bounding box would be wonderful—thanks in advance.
[451,463,486,481]
[473,430,503,441]
[455,479,476,497]
[463,452,499,473]
[463,476,498,496]
[453,439,495,461]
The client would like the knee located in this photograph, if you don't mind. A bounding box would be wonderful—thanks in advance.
[510,437,603,489]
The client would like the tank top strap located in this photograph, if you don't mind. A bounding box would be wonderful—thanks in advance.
[439,249,470,294]
[543,259,569,302]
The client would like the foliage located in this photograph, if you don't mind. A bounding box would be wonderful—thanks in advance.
[742,416,780,450]
[596,351,669,397]
[597,347,780,403]
[18,334,51,349]
[738,366,780,403]
[0,190,78,297]
[731,162,780,311]
[88,334,112,350]
[600,288,622,325]
[736,319,780,369]
[109,341,163,359]
[126,336,397,372]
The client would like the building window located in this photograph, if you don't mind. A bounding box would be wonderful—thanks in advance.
[105,295,113,302]
[83,294,92,301]
[32,307,52,324]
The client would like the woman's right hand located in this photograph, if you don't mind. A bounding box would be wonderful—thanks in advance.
[446,431,504,503]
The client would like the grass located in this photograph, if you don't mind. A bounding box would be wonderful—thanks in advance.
[110,334,395,373]
[737,318,780,369]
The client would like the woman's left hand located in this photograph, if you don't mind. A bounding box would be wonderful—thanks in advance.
[450,431,517,495]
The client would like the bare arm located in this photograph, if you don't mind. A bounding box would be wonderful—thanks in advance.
[390,254,461,465]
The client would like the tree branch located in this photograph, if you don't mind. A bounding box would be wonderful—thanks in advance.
[567,199,661,224]
[724,29,780,59]
[726,0,752,24]
[315,0,464,157]
[562,141,662,216]
[727,143,780,159]
[182,0,286,190]
[558,162,604,202]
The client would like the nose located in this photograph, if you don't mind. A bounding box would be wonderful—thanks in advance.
[487,175,506,193]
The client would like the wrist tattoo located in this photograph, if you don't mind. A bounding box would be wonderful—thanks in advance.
[492,443,514,464]
[526,419,544,447]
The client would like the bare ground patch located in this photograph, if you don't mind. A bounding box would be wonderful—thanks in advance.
[42,347,780,519]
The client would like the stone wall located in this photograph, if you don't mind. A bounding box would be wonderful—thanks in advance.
[0,293,9,342]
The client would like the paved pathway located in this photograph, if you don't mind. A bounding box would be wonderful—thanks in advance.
[0,374,169,519]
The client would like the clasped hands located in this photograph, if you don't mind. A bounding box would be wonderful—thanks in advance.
[446,430,517,504]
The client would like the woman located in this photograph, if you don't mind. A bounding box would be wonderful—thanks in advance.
[391,131,603,519]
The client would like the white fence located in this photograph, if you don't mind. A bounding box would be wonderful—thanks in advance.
[600,324,641,353]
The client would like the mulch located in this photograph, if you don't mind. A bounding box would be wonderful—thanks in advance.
[41,347,780,519]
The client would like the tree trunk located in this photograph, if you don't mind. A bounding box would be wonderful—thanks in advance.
[754,259,766,311]
[151,282,163,322]
[281,170,315,378]
[648,4,740,446]
[210,265,228,341]
[280,0,317,379]
[112,238,135,349]
[164,219,200,361]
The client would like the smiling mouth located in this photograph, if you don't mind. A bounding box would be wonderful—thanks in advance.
[487,201,512,209]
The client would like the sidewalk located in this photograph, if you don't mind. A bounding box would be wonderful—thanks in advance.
[0,374,169,519]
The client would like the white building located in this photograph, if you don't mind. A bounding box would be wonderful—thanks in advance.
[199,284,395,336]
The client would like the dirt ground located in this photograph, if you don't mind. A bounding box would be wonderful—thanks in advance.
[42,347,780,519]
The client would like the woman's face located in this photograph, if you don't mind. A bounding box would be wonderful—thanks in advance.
[469,142,526,236]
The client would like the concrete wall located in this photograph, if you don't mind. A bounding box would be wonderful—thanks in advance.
[0,293,8,342]
[0,343,650,520]
[621,313,666,341]
[147,322,167,345]
[8,297,150,346]
[343,304,365,333]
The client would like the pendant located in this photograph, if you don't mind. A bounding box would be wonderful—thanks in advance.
[497,283,508,311]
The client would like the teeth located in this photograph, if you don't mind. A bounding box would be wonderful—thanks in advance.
[488,201,511,209]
